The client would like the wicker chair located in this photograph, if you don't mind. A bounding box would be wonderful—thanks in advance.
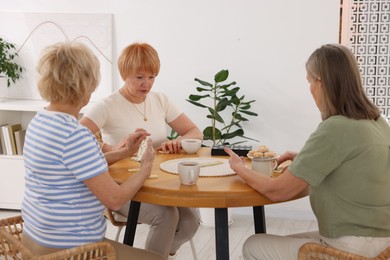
[104,208,128,242]
[0,215,116,260]
[298,242,390,260]
[104,208,198,260]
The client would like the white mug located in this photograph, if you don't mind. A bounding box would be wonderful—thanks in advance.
[251,157,277,177]
[178,161,200,185]
[181,139,202,154]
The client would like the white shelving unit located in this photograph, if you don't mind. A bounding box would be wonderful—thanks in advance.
[0,98,93,209]
[0,99,44,209]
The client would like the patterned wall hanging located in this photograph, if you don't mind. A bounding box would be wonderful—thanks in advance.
[341,0,390,122]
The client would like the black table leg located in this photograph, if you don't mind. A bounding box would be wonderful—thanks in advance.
[215,208,229,260]
[123,200,140,246]
[253,205,266,233]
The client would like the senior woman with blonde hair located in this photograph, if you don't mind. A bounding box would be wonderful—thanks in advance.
[21,41,163,260]
[225,44,390,259]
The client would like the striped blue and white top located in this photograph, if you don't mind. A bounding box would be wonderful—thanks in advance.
[21,110,108,248]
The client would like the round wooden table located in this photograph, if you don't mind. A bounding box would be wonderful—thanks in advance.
[109,148,308,260]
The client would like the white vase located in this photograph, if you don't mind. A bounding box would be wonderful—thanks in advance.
[0,77,8,101]
[199,208,233,227]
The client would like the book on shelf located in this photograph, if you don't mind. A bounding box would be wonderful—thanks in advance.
[8,124,22,155]
[0,126,4,154]
[0,123,23,155]
[0,125,12,155]
[14,129,26,155]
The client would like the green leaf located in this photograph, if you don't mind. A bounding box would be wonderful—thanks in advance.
[241,100,256,105]
[194,78,213,87]
[218,81,237,89]
[239,104,251,110]
[239,110,258,116]
[234,113,248,121]
[186,99,208,108]
[220,123,235,132]
[196,87,212,92]
[188,94,209,101]
[221,129,244,140]
[215,113,225,123]
[207,108,224,123]
[225,87,240,94]
[231,95,241,105]
[214,69,229,83]
[207,107,216,114]
[216,98,229,112]
[203,127,221,140]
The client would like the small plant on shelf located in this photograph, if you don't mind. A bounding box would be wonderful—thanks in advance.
[186,69,258,146]
[0,37,23,87]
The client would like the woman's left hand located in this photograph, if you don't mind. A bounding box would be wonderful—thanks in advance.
[156,140,181,154]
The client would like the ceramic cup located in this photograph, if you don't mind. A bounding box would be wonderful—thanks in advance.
[177,161,200,185]
[181,139,202,154]
[251,157,278,177]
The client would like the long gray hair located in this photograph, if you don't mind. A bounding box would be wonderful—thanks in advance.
[306,44,380,120]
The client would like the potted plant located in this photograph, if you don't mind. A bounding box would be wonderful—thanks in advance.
[0,37,23,87]
[187,69,258,147]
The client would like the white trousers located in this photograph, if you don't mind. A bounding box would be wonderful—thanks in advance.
[242,231,390,260]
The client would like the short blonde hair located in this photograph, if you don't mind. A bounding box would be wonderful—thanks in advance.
[37,41,100,105]
[118,42,160,80]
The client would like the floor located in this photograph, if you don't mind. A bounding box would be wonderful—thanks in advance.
[0,209,318,260]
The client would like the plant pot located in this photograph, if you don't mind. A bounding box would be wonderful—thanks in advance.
[199,208,233,227]
[211,144,252,157]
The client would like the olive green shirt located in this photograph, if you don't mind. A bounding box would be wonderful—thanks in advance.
[290,115,390,238]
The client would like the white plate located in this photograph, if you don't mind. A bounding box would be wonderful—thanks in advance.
[247,153,279,160]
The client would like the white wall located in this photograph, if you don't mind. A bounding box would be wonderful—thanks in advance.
[0,0,340,219]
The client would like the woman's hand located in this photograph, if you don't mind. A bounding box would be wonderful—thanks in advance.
[121,128,150,156]
[223,147,246,173]
[140,138,154,171]
[277,151,297,165]
[156,139,181,154]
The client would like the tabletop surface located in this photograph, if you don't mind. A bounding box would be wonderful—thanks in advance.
[108,147,308,208]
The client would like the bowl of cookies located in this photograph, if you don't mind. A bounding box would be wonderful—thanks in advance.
[247,145,278,159]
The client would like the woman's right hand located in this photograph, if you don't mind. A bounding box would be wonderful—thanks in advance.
[277,151,297,165]
[223,147,246,173]
[121,128,151,156]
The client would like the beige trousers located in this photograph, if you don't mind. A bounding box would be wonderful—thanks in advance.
[242,231,390,260]
[117,202,200,259]
[22,233,163,259]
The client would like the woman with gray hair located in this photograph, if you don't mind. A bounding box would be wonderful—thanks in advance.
[225,44,390,259]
